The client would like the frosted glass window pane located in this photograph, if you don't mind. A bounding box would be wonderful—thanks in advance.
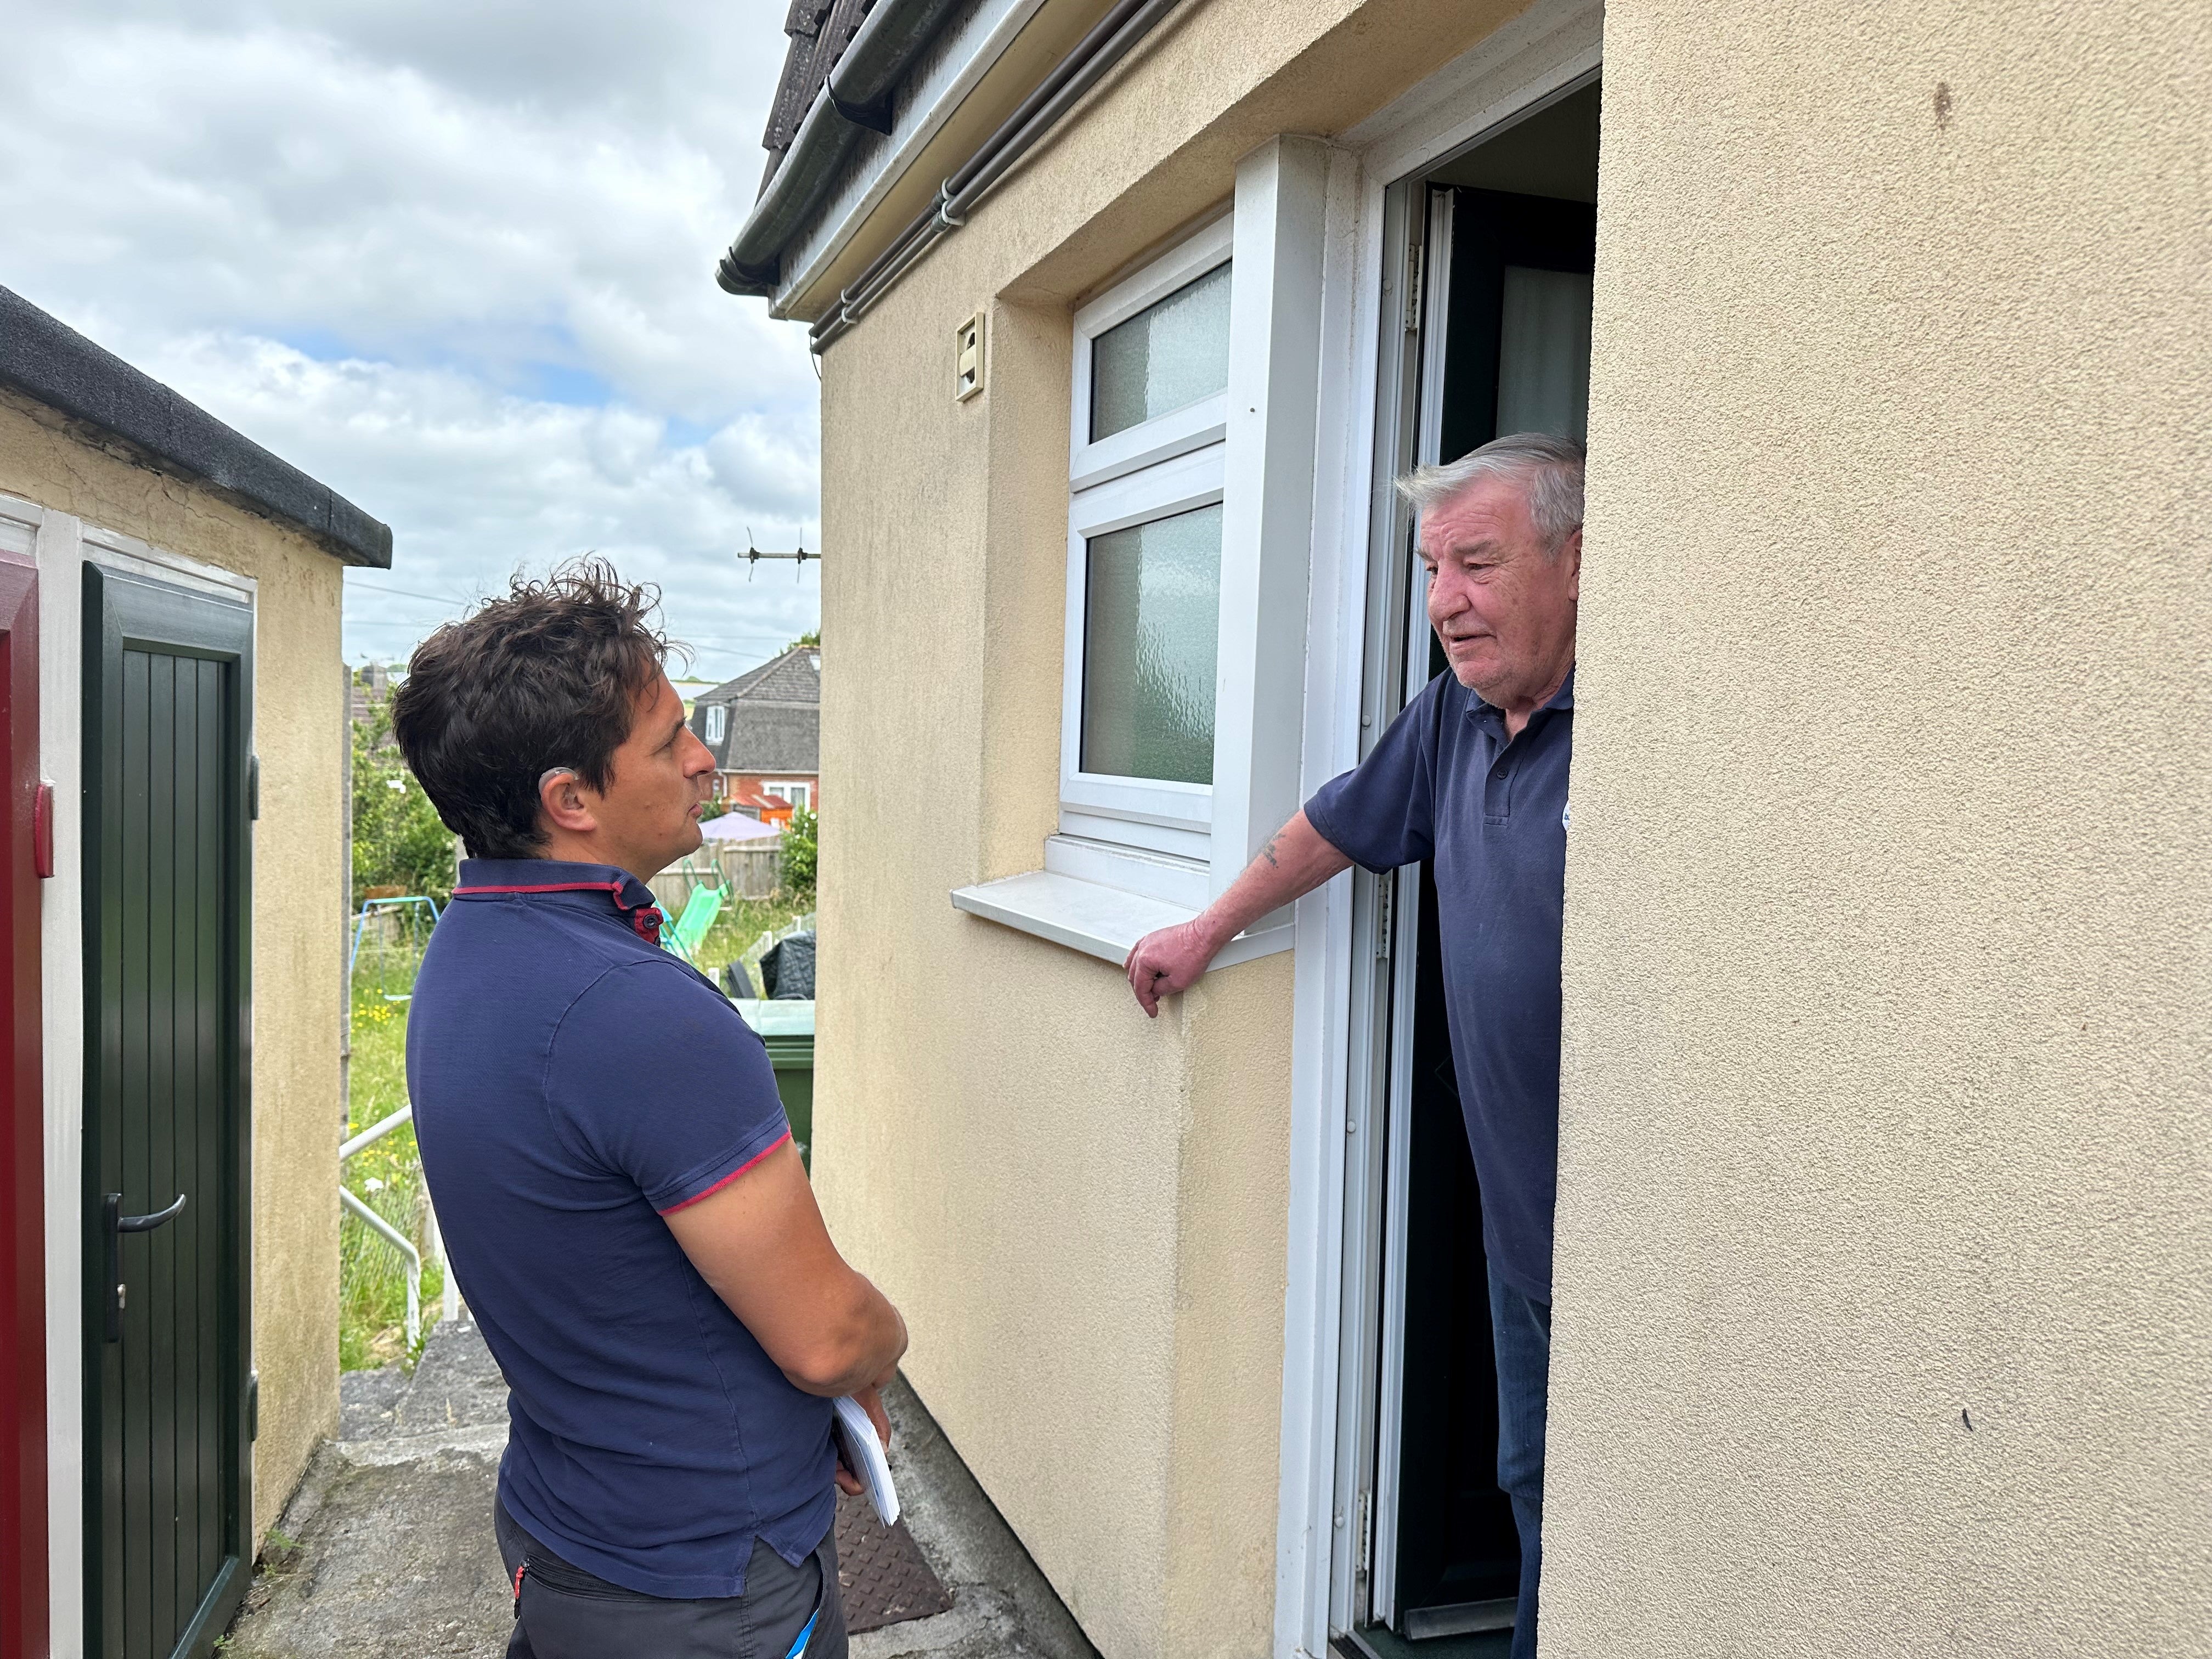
[1090,263,1232,442]
[1495,266,1594,443]
[1082,503,1222,785]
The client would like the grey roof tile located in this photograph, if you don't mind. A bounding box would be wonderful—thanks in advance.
[692,645,821,770]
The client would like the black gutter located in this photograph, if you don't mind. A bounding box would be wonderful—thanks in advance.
[804,0,1183,353]
[830,0,970,130]
[0,286,393,569]
[720,94,870,294]
[718,0,970,296]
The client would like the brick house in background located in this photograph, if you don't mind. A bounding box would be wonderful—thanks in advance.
[690,644,820,820]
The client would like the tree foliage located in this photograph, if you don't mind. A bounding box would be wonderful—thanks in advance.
[351,686,456,906]
[778,805,817,898]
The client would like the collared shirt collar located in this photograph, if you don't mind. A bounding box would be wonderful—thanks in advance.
[1469,664,1577,723]
[453,859,665,943]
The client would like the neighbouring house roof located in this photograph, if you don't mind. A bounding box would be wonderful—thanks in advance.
[694,645,821,774]
[0,285,394,568]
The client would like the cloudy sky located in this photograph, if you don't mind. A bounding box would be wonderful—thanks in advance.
[2,0,819,685]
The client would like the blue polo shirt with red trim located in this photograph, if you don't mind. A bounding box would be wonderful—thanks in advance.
[408,858,831,1598]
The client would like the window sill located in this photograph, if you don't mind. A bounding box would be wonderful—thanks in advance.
[949,869,1292,969]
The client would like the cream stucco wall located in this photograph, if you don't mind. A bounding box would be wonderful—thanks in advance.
[1,392,348,1541]
[1547,1,2210,1654]
[814,0,2205,1649]
[814,256,1299,1655]
[809,3,1561,1653]
[810,1,1562,1653]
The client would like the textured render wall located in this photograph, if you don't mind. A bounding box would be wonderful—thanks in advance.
[0,396,347,1538]
[1547,3,2210,1655]
[804,0,1542,1642]
[814,230,1296,1655]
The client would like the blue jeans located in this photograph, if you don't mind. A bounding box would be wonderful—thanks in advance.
[1488,1266,1551,1659]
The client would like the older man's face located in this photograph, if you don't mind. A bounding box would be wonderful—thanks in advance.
[1420,473,1582,707]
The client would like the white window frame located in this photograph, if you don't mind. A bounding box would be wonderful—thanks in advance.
[1057,219,1234,877]
[764,780,812,810]
[953,140,1330,963]
[1068,215,1233,493]
[1058,444,1224,856]
[703,702,727,745]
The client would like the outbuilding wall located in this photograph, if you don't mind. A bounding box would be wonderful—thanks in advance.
[1,390,347,1545]
[1547,0,2210,1652]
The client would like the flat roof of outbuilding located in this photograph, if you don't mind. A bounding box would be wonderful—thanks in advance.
[0,285,392,569]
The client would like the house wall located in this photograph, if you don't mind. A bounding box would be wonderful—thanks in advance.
[815,0,2205,1650]
[0,391,346,1550]
[720,770,820,812]
[1545,1,2210,1654]
[811,1,1544,1653]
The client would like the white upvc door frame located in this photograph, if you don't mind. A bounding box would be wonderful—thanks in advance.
[1365,178,1464,1626]
[1269,3,1605,1655]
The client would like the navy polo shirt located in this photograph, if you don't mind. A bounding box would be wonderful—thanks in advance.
[407,859,831,1598]
[1305,669,1574,1302]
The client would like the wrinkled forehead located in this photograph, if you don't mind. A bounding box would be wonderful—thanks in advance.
[1416,473,1539,554]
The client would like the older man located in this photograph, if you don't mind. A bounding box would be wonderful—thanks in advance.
[1124,431,1582,1659]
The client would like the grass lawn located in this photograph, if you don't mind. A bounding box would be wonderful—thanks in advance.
[337,889,814,1370]
[342,963,445,1372]
[685,890,815,987]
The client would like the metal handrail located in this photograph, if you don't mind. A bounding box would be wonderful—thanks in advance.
[340,1103,460,1348]
[340,1186,420,1352]
[340,1104,411,1161]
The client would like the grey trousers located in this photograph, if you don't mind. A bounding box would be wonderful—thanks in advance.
[496,1500,848,1659]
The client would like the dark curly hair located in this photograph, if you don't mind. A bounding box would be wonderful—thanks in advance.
[391,559,676,859]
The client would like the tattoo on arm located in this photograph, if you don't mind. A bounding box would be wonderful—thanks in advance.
[1260,837,1280,868]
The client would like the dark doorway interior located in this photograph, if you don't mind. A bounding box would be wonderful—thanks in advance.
[1367,77,1598,1656]
[82,566,255,1659]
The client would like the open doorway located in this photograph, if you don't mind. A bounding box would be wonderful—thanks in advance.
[1346,74,1598,1659]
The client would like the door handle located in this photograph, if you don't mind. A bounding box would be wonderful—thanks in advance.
[103,1192,187,1342]
[117,1193,187,1232]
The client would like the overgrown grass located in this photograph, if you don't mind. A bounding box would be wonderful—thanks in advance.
[341,951,445,1372]
[336,890,815,1370]
[685,891,815,989]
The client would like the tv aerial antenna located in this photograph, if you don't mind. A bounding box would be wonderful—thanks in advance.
[741,529,814,582]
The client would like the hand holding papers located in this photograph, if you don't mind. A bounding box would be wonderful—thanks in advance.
[833,1394,899,1526]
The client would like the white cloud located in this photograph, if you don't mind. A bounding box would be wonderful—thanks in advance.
[0,0,821,681]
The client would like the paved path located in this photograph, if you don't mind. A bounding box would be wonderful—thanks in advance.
[225,1320,1096,1659]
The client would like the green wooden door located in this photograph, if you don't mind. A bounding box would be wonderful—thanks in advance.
[81,566,254,1659]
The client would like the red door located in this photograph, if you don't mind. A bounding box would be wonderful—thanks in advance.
[0,548,46,1659]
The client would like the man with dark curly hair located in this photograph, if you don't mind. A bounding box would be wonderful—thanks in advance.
[394,561,903,1659]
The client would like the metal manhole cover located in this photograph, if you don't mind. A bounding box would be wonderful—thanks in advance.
[834,1491,953,1634]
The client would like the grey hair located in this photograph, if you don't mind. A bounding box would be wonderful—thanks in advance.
[1398,432,1585,556]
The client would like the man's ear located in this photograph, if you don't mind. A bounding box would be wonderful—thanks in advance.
[1562,527,1583,602]
[538,768,599,837]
